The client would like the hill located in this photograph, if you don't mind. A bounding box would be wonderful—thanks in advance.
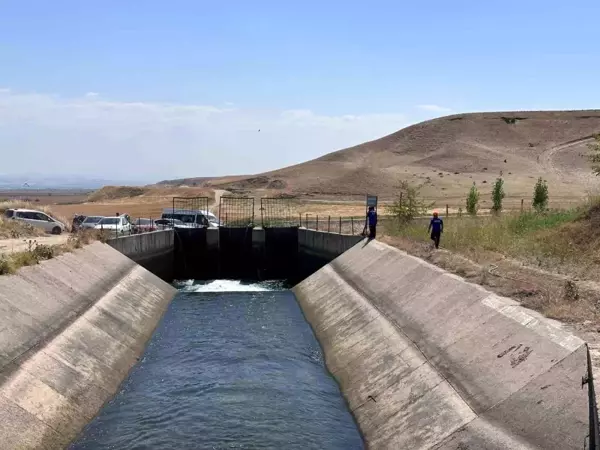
[159,110,600,206]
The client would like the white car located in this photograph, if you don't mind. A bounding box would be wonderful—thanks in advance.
[4,208,66,235]
[94,216,133,235]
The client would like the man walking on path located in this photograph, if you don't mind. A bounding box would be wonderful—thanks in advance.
[428,211,443,249]
[366,206,378,239]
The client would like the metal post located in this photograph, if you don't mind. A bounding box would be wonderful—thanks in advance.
[339,217,342,234]
[305,213,309,229]
[328,216,331,233]
[446,204,449,217]
[351,217,354,235]
[316,215,319,231]
[521,198,524,213]
[299,213,302,227]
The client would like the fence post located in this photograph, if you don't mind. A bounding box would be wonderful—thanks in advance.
[446,204,449,217]
[299,213,302,227]
[521,199,524,213]
[351,217,354,235]
[316,215,319,231]
[305,214,309,229]
[328,216,331,232]
[339,217,342,234]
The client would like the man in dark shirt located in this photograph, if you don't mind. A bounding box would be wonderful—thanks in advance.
[428,211,443,249]
[367,206,378,239]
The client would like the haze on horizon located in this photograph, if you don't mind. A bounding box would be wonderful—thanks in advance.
[2,1,600,183]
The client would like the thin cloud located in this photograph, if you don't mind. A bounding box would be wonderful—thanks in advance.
[0,90,409,180]
[85,92,99,97]
[417,104,453,113]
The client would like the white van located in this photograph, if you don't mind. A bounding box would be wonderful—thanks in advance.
[4,208,66,234]
[161,208,220,228]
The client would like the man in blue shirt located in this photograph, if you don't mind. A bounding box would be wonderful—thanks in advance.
[366,206,378,239]
[428,211,443,249]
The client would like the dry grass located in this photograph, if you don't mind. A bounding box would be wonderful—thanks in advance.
[0,217,46,239]
[0,229,103,275]
[382,200,600,323]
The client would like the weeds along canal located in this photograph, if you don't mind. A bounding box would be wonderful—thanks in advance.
[69,279,363,450]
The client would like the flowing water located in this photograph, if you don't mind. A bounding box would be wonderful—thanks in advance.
[70,280,363,450]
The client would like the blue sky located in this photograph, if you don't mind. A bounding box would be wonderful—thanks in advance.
[1,1,599,181]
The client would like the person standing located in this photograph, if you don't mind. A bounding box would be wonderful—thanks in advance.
[428,211,443,249]
[366,206,378,239]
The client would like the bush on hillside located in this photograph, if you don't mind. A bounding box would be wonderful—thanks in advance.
[588,134,600,176]
[387,181,433,225]
[533,177,549,212]
[491,178,505,213]
[466,183,480,215]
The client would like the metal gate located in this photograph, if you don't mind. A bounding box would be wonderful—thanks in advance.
[169,197,210,228]
[260,197,298,228]
[218,196,255,227]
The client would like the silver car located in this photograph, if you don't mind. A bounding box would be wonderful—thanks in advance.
[5,208,66,235]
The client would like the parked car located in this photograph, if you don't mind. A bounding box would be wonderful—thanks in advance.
[79,216,105,230]
[5,208,66,235]
[133,218,157,233]
[154,218,187,230]
[95,216,133,235]
[161,208,220,227]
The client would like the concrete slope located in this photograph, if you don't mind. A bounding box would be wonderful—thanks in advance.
[293,240,588,449]
[0,242,176,449]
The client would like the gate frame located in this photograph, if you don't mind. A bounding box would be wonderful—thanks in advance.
[260,197,298,228]
[218,196,255,228]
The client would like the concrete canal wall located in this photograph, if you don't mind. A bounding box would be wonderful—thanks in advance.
[0,242,176,449]
[293,239,589,449]
[107,230,174,280]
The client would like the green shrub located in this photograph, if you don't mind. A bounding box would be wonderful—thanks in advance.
[532,177,549,212]
[466,184,480,215]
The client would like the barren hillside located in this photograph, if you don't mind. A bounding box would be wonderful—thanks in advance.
[160,110,600,204]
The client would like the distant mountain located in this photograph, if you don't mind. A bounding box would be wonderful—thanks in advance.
[0,174,149,190]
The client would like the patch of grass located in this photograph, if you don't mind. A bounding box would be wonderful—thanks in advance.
[0,230,102,276]
[387,207,595,277]
[0,217,45,239]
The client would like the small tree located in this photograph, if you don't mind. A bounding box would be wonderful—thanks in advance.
[532,177,549,212]
[491,177,505,213]
[588,134,600,175]
[388,181,433,225]
[466,183,479,215]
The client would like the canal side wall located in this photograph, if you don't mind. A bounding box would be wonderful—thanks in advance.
[0,242,176,449]
[293,239,589,449]
[107,230,174,280]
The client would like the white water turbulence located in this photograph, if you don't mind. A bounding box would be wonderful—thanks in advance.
[173,279,289,292]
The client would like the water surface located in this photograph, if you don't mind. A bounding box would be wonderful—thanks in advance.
[70,280,363,449]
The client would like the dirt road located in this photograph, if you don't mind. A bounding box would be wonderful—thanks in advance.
[0,235,69,255]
